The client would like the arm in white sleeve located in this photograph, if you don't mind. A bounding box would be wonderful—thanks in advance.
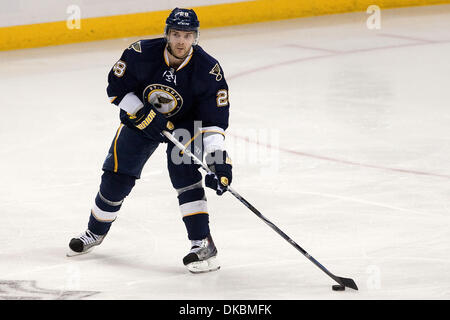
[117,92,144,115]
[202,126,226,154]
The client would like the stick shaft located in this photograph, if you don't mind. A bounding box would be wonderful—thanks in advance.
[162,130,357,289]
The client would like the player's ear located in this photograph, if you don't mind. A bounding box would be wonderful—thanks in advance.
[164,26,171,41]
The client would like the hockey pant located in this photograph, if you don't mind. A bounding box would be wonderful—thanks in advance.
[88,124,210,240]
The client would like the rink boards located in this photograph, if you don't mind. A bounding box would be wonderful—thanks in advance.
[1,0,450,50]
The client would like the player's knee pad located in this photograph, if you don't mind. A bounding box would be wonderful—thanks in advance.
[92,171,136,219]
[89,171,136,235]
[99,170,136,201]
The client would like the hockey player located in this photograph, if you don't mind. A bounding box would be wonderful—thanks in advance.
[67,8,232,273]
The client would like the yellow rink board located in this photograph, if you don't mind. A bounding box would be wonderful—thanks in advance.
[1,0,449,51]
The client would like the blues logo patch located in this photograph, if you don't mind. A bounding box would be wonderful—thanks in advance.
[143,84,183,117]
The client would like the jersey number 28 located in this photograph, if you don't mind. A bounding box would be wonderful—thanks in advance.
[216,89,228,107]
[113,60,127,77]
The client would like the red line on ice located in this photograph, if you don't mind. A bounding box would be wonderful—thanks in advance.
[227,37,450,179]
[228,38,450,80]
[230,134,450,179]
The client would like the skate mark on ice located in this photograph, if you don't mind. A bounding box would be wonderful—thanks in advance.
[0,280,99,300]
[230,134,450,180]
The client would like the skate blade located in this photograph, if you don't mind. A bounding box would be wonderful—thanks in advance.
[186,256,220,274]
[66,247,93,257]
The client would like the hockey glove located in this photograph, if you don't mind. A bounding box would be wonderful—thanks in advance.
[205,150,232,196]
[128,104,174,143]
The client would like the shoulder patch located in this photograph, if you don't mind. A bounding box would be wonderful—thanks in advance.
[128,41,142,53]
[209,63,223,82]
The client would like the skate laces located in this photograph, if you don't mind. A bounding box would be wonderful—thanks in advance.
[79,230,101,245]
[190,238,208,252]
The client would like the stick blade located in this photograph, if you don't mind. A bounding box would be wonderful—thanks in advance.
[336,277,358,290]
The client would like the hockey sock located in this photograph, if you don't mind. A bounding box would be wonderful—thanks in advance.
[88,171,136,235]
[177,186,210,240]
[183,213,210,241]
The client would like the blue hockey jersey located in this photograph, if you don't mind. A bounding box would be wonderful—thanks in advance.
[106,38,230,132]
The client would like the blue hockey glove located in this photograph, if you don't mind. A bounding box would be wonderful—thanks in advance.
[205,150,232,196]
[128,104,174,142]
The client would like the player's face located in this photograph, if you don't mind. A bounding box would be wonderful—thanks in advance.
[167,29,196,59]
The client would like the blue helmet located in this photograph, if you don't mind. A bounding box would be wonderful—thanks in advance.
[165,8,200,44]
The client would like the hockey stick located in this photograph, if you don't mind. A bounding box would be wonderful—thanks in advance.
[162,131,358,291]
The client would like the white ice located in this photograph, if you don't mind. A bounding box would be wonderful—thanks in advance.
[0,5,449,300]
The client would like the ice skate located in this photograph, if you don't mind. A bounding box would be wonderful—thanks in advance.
[67,229,106,257]
[183,234,220,273]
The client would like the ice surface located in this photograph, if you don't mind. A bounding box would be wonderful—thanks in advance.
[0,5,449,299]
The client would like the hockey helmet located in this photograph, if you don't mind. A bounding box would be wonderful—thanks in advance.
[164,8,200,44]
